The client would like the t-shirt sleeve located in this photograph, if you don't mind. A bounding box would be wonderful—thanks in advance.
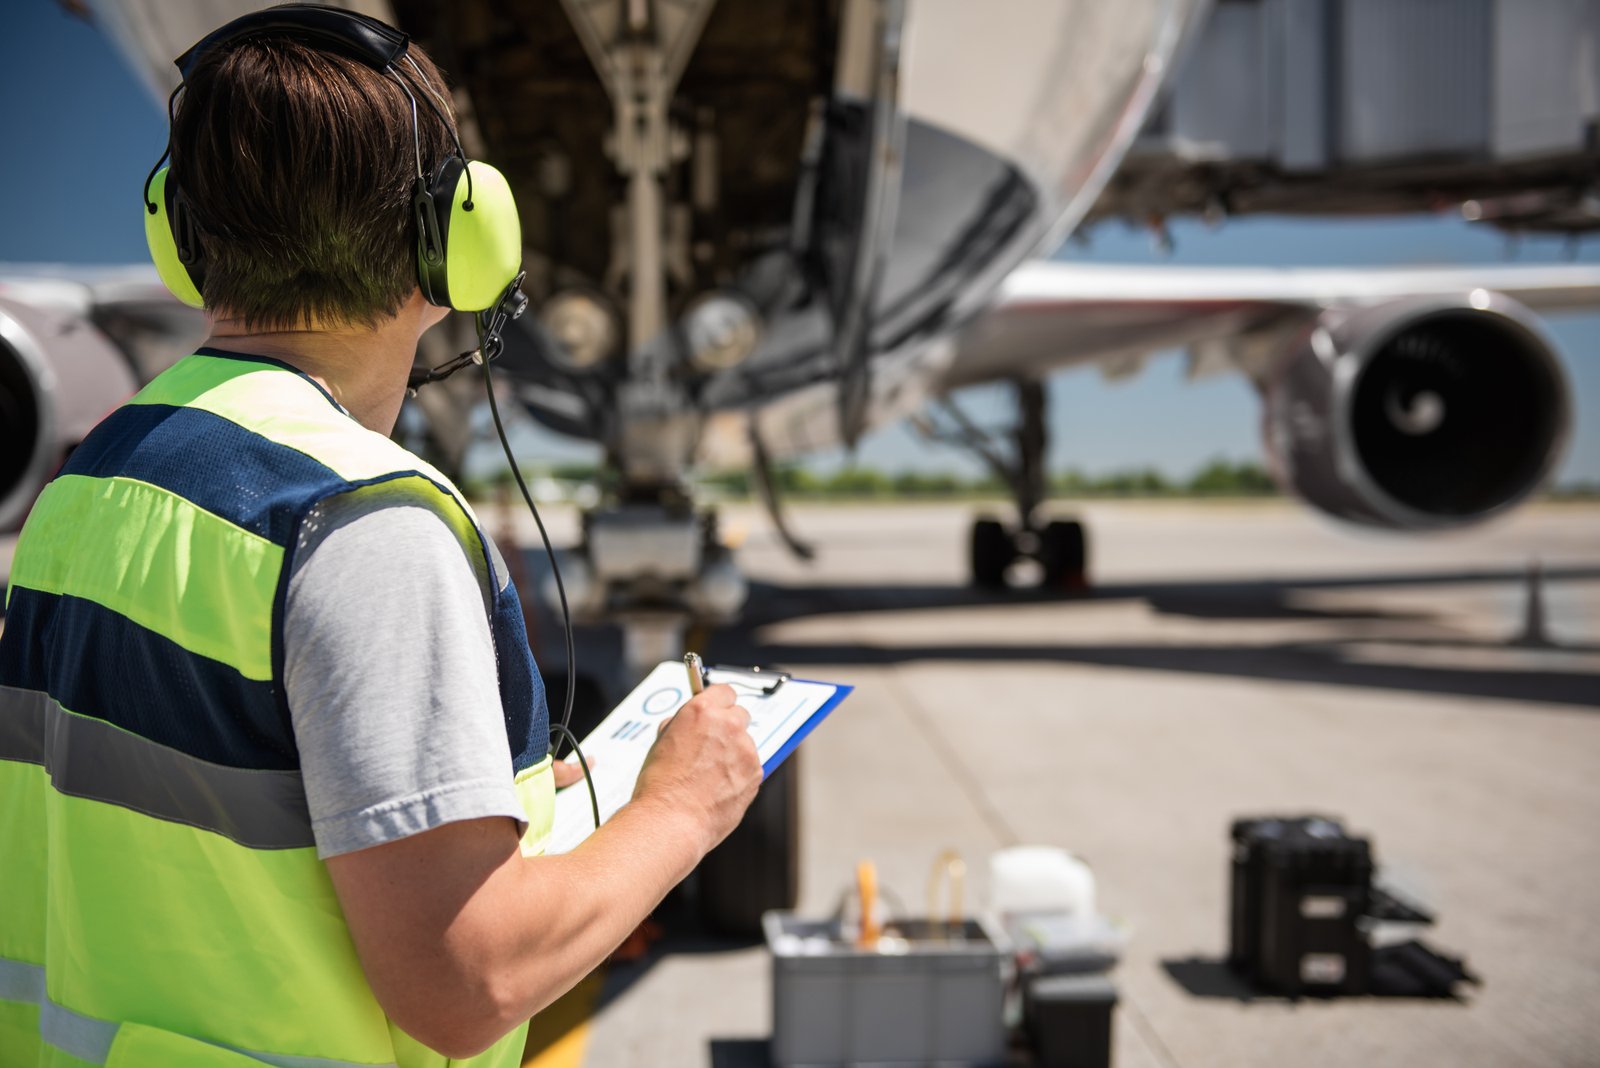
[282,488,527,859]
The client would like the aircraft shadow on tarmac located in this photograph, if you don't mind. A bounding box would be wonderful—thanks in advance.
[702,567,1600,711]
[733,566,1600,628]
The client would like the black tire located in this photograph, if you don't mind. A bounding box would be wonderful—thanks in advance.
[698,751,802,939]
[1039,519,1089,589]
[970,518,1014,588]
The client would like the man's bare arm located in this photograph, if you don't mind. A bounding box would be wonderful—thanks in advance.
[325,683,760,1059]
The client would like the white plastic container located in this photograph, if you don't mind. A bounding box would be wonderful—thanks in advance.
[987,846,1096,919]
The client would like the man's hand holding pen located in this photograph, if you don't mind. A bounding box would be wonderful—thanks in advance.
[631,663,761,853]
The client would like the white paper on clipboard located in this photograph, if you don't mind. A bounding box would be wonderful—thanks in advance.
[545,660,849,855]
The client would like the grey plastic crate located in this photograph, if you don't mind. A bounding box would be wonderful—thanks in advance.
[765,911,1008,1068]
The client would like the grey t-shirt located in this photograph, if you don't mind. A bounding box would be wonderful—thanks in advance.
[282,488,529,858]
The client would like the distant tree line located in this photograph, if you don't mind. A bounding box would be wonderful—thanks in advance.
[699,458,1281,499]
[1548,481,1600,500]
[467,459,1600,502]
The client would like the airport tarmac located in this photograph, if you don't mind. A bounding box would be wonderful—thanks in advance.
[507,499,1600,1068]
[3,499,1597,1067]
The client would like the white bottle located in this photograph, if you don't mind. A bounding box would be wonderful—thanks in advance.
[987,846,1096,920]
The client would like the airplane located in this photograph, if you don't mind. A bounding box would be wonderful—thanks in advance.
[4,0,1599,931]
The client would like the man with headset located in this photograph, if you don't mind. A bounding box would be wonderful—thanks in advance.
[0,7,761,1066]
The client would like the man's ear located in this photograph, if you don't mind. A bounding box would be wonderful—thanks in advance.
[412,288,453,334]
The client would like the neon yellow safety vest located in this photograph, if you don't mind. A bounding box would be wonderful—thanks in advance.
[0,350,555,1068]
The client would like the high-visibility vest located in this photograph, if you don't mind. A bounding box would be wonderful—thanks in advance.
[0,350,555,1068]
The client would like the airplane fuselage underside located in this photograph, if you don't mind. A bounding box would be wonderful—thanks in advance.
[392,0,1206,481]
[381,0,1207,658]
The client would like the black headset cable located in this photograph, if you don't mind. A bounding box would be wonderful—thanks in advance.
[473,297,597,830]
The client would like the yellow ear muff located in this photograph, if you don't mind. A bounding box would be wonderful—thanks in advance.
[441,161,522,313]
[143,167,205,309]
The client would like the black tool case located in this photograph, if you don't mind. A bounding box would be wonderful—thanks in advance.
[1229,816,1374,996]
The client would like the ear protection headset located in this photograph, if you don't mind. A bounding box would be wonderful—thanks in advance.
[141,4,522,314]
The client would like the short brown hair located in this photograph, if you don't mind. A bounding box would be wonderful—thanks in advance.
[170,35,456,330]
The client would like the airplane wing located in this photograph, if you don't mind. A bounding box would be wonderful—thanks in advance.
[940,261,1600,390]
[919,259,1596,541]
[0,264,206,383]
[0,265,206,530]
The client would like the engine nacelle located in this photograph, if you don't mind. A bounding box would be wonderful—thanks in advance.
[0,296,139,531]
[1264,294,1571,530]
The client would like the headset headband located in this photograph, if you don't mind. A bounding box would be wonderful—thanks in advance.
[174,5,409,78]
[148,5,466,206]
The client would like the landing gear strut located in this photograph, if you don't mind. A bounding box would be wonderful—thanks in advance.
[552,496,801,938]
[918,380,1091,590]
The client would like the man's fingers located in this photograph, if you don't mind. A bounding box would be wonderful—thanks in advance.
[673,682,736,721]
[552,758,590,789]
[696,682,737,708]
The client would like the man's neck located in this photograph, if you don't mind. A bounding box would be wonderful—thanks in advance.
[203,295,441,434]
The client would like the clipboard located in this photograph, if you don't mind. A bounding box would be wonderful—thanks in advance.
[545,660,851,855]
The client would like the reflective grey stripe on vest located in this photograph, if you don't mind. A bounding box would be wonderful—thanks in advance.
[236,1045,398,1068]
[0,685,314,850]
[0,957,397,1068]
[0,957,118,1064]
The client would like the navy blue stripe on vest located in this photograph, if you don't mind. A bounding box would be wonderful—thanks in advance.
[60,403,344,547]
[0,586,295,770]
[489,578,550,773]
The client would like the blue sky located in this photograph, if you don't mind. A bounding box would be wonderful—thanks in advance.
[4,3,1596,484]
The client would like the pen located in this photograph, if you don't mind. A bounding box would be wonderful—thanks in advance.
[684,651,707,695]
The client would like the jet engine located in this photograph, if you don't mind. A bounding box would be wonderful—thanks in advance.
[0,296,139,532]
[1263,294,1570,530]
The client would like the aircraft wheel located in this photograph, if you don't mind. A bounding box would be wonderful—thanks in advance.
[1039,519,1089,590]
[970,518,1014,588]
[698,751,801,939]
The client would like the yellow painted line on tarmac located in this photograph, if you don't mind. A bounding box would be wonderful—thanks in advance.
[522,968,606,1068]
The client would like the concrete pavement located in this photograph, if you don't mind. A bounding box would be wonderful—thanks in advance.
[554,501,1600,1068]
